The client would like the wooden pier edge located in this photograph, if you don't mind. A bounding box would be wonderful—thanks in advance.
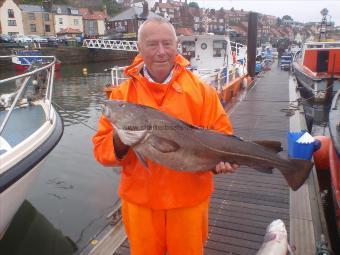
[288,75,332,254]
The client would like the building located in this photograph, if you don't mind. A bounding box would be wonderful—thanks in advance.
[0,0,24,35]
[19,4,55,36]
[52,5,83,35]
[79,8,107,37]
[106,2,159,38]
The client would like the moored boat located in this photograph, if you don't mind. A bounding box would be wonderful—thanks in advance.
[12,50,62,71]
[104,34,249,104]
[0,56,64,238]
[328,90,340,238]
[292,41,340,104]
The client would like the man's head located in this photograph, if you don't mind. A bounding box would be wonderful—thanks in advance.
[137,17,178,83]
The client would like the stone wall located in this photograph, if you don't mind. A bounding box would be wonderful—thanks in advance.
[0,46,137,70]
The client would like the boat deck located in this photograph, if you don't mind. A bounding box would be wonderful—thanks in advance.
[109,65,329,254]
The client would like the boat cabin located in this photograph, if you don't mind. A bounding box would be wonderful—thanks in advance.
[301,42,340,75]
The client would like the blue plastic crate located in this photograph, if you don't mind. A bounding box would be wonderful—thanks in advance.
[287,131,315,160]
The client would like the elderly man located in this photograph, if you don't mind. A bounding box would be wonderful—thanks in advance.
[93,17,238,255]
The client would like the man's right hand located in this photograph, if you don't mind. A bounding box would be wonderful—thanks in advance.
[113,132,130,159]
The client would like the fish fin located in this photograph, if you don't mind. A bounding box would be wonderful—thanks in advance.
[263,232,277,242]
[253,166,273,174]
[134,150,149,169]
[253,140,283,153]
[288,243,296,255]
[280,159,313,191]
[149,135,180,153]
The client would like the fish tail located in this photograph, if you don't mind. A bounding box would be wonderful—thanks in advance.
[279,159,313,191]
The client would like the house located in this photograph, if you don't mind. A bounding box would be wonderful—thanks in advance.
[19,4,54,36]
[79,8,107,37]
[0,0,24,35]
[106,2,160,38]
[52,5,83,35]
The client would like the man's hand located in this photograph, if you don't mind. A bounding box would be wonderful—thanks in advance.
[213,162,239,174]
[113,132,130,159]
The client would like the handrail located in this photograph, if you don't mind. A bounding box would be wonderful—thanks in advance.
[0,55,56,135]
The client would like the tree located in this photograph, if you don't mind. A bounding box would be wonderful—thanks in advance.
[188,2,199,8]
[282,15,293,21]
[103,0,124,16]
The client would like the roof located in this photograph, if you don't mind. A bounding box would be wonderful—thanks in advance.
[19,4,48,13]
[107,6,159,22]
[57,28,82,34]
[79,8,107,20]
[52,5,81,16]
[176,27,193,36]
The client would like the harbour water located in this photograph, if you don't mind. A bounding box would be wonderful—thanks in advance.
[0,60,131,253]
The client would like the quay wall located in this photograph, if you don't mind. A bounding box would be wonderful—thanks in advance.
[0,47,137,70]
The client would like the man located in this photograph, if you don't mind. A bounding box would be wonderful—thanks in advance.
[93,17,238,255]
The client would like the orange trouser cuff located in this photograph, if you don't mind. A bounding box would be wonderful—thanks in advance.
[121,198,210,255]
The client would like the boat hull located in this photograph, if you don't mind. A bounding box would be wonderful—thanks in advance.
[13,61,61,71]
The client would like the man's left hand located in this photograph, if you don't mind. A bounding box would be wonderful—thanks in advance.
[213,162,239,174]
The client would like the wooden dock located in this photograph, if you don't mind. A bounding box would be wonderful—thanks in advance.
[85,65,331,255]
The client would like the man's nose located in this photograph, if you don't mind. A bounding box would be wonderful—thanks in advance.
[157,42,165,55]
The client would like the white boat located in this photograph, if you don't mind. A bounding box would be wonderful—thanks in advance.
[0,56,64,238]
[104,34,249,103]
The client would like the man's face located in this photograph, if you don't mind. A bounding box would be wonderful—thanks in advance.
[138,22,178,82]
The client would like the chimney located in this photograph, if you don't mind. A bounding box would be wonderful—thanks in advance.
[42,0,52,12]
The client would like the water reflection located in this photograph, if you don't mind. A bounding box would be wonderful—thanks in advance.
[0,200,77,255]
[1,60,129,253]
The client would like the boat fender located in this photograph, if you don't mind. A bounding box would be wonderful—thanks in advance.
[313,136,331,170]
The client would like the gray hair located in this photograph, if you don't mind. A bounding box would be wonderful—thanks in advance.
[137,16,177,43]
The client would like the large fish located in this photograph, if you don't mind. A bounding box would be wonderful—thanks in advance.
[256,219,289,255]
[101,100,313,191]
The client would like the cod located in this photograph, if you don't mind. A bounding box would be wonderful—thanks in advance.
[102,100,313,191]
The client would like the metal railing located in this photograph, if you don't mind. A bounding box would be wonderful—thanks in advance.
[0,55,56,135]
[83,39,138,51]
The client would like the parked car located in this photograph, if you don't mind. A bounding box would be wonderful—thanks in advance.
[280,54,292,71]
[27,35,48,43]
[42,36,59,47]
[12,34,33,43]
[0,34,14,43]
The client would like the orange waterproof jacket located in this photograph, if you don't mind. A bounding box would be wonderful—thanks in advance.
[92,54,233,209]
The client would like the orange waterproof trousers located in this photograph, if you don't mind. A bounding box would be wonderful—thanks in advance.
[121,198,210,255]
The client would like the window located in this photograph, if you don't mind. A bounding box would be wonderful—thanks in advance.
[57,8,61,14]
[8,20,16,26]
[28,13,35,20]
[8,9,14,18]
[43,13,49,21]
[213,40,227,57]
[73,19,79,25]
[30,24,36,32]
[59,18,63,24]
[45,24,51,32]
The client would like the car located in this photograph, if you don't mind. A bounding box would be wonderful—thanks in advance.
[27,35,48,43]
[0,34,14,43]
[12,34,33,43]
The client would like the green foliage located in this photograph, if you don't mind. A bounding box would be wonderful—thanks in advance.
[103,0,124,16]
[282,15,293,21]
[188,2,199,8]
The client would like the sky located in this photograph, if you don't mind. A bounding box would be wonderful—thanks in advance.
[189,0,340,26]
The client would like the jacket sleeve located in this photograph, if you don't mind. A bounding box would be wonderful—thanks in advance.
[201,83,233,135]
[92,85,127,166]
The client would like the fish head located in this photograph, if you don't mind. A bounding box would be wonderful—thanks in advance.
[266,219,287,234]
[101,100,149,130]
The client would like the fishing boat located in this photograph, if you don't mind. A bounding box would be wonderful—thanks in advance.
[328,90,340,239]
[104,34,249,104]
[12,50,62,71]
[0,56,64,238]
[292,41,340,104]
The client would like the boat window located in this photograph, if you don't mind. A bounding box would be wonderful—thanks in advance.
[181,41,195,58]
[213,40,227,57]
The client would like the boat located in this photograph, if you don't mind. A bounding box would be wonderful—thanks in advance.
[328,90,340,239]
[104,34,249,105]
[292,41,340,104]
[12,50,62,71]
[0,55,64,238]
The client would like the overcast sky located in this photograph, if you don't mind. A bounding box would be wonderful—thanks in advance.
[189,0,339,25]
